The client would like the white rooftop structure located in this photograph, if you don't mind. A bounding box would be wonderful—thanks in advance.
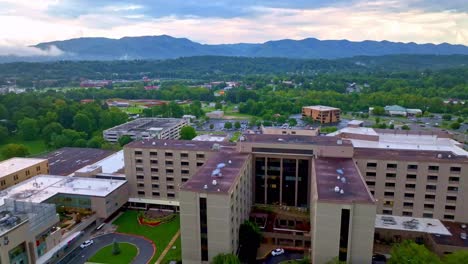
[0,158,47,178]
[375,214,451,235]
[303,105,340,111]
[0,175,127,206]
[192,134,226,142]
[329,127,468,156]
[74,150,125,175]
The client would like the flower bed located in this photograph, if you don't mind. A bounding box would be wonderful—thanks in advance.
[137,212,177,227]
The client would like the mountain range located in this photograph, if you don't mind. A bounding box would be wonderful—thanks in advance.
[15,35,468,61]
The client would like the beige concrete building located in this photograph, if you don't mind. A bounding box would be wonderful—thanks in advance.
[261,126,319,136]
[0,158,49,190]
[302,105,341,124]
[180,149,252,264]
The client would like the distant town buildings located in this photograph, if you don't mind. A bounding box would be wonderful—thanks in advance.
[443,98,466,105]
[79,80,112,88]
[302,105,341,124]
[205,110,224,119]
[103,118,188,143]
[381,105,423,117]
[345,82,363,93]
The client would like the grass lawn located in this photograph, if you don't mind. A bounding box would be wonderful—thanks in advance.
[0,136,48,160]
[230,131,242,142]
[161,237,181,264]
[122,105,145,114]
[112,211,180,263]
[88,242,138,264]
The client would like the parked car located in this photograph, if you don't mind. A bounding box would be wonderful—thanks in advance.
[271,248,285,256]
[80,240,94,249]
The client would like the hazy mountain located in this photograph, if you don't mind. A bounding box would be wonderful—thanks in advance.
[12,35,468,61]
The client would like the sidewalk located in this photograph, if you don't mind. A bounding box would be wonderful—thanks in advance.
[155,230,180,264]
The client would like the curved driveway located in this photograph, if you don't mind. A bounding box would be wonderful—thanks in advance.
[67,233,155,264]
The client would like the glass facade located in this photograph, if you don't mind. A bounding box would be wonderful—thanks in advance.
[297,159,309,207]
[46,194,91,209]
[267,158,281,204]
[9,242,28,264]
[282,159,296,206]
[255,158,266,204]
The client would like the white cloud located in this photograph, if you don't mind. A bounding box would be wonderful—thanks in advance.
[0,42,64,57]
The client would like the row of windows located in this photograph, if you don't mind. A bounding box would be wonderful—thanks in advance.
[366,172,460,183]
[382,209,455,220]
[366,162,461,172]
[137,190,176,198]
[135,151,204,159]
[368,181,459,193]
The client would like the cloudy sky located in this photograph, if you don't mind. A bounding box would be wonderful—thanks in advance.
[0,0,467,55]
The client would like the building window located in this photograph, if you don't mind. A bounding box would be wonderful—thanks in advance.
[424,204,434,209]
[450,167,461,173]
[181,161,189,166]
[449,176,459,182]
[25,170,30,176]
[366,181,375,186]
[426,185,437,191]
[407,164,418,170]
[366,172,376,177]
[168,193,175,198]
[425,194,436,200]
[182,178,189,183]
[445,205,456,210]
[406,174,417,180]
[423,213,433,218]
[384,191,394,197]
[428,165,439,171]
[36,166,41,172]
[150,160,158,164]
[427,175,438,181]
[165,161,173,166]
[135,151,142,155]
[165,152,173,157]
[338,209,350,262]
[446,196,457,201]
[136,167,144,172]
[403,211,412,216]
[385,182,395,188]
[199,197,208,261]
[151,176,159,181]
[0,180,5,186]
[13,175,19,181]
[150,151,157,156]
[405,184,416,189]
[382,210,392,215]
[152,184,159,189]
[367,162,377,168]
[386,173,396,178]
[403,202,413,207]
[167,185,175,190]
[181,153,189,158]
[448,186,458,192]
[136,159,143,164]
[152,192,160,197]
[167,177,174,182]
[137,175,144,180]
[137,191,145,195]
[386,163,397,169]
[138,183,144,188]
[151,168,158,173]
[181,170,189,175]
[404,193,414,198]
[166,169,174,174]
[197,162,204,167]
[196,154,205,159]
[444,215,455,220]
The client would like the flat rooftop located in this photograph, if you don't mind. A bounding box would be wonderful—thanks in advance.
[0,175,127,206]
[375,214,451,235]
[0,158,47,178]
[430,221,468,248]
[181,149,250,194]
[75,150,124,175]
[104,118,184,132]
[314,158,374,204]
[354,148,468,163]
[303,105,340,111]
[38,148,115,175]
[126,139,234,150]
[241,134,352,146]
[192,134,227,142]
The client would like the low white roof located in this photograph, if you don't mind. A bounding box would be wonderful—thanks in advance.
[73,150,125,175]
[0,175,127,206]
[375,214,451,235]
[0,158,47,178]
[328,127,378,136]
[193,134,226,142]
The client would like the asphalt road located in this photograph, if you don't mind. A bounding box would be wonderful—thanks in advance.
[67,233,154,264]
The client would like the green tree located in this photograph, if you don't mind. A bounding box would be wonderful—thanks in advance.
[180,126,197,140]
[42,122,64,143]
[288,118,298,127]
[212,253,240,264]
[234,121,241,129]
[442,114,452,121]
[215,102,222,110]
[456,117,464,123]
[209,123,214,130]
[450,122,461,130]
[1,144,29,159]
[18,117,39,141]
[388,240,441,264]
[112,239,121,255]
[87,136,104,148]
[375,117,381,124]
[389,123,395,129]
[73,113,93,134]
[118,135,133,146]
[372,106,385,115]
[443,250,468,264]
[401,124,411,130]
[224,122,232,129]
[0,125,8,143]
[239,220,262,263]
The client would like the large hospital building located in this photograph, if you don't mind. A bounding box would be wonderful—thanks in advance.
[123,125,468,263]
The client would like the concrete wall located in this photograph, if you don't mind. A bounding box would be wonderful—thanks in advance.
[91,182,129,219]
[0,221,33,264]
